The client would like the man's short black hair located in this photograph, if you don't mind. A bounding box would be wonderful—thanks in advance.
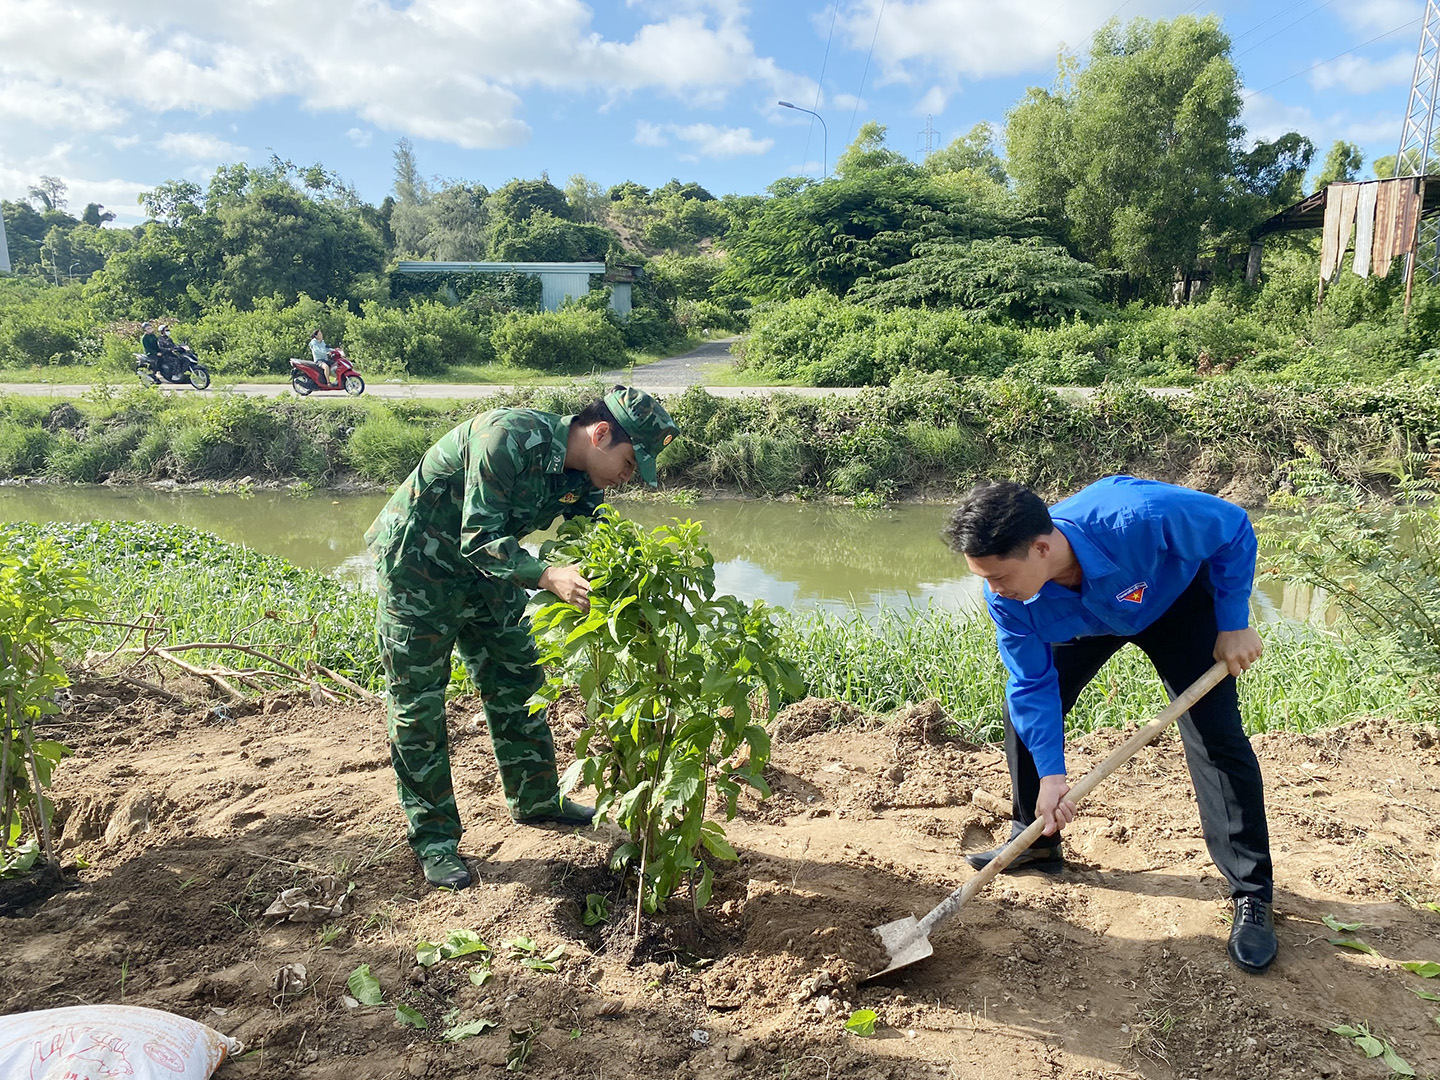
[944,480,1053,558]
[573,385,633,446]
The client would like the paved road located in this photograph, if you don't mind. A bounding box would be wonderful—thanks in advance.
[0,337,868,400]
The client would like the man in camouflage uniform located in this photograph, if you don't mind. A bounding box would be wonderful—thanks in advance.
[365,386,680,890]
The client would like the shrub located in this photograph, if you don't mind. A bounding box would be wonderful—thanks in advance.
[346,413,439,485]
[346,299,492,377]
[491,309,626,373]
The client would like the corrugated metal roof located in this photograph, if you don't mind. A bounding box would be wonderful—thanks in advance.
[393,261,606,274]
[1252,175,1440,239]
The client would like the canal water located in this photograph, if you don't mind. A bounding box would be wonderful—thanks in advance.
[0,486,1324,623]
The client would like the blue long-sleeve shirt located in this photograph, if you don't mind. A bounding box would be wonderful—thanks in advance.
[985,476,1257,779]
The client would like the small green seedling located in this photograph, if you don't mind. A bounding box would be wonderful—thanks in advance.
[395,1004,427,1030]
[416,928,490,968]
[1329,1023,1414,1077]
[844,1009,878,1037]
[347,964,383,1006]
[1407,986,1440,1002]
[1399,960,1440,978]
[582,893,610,927]
[505,937,565,972]
[506,1021,542,1071]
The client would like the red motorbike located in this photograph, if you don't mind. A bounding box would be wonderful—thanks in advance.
[289,347,365,396]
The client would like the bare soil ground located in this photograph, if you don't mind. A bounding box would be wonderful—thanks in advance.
[3,678,1439,1080]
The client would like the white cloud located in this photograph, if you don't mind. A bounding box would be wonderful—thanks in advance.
[915,85,948,116]
[634,120,669,147]
[345,128,373,148]
[0,159,151,226]
[836,0,1173,83]
[0,0,810,150]
[157,131,248,161]
[1241,92,1318,144]
[634,121,772,158]
[1309,51,1414,94]
[1335,0,1422,35]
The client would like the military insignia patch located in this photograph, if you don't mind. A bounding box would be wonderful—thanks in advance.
[559,491,579,504]
[663,433,674,446]
[1116,581,1148,604]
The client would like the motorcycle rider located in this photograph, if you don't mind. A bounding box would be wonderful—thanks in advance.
[155,324,181,380]
[139,322,162,376]
[310,329,336,387]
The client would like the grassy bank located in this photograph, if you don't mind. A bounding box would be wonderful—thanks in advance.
[4,373,1440,504]
[6,521,1429,741]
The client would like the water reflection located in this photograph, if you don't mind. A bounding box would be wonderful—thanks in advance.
[0,485,1314,621]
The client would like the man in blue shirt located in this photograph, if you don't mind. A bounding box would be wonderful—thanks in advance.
[945,476,1276,973]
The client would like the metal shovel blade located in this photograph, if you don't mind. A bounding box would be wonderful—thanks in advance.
[868,915,932,980]
[862,661,1230,983]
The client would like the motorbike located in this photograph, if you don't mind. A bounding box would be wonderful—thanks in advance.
[289,347,365,396]
[133,343,211,390]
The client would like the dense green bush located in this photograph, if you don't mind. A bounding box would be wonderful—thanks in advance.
[346,412,446,485]
[346,299,493,376]
[491,309,626,372]
[0,280,97,368]
[183,294,351,376]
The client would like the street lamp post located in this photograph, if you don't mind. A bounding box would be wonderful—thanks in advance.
[68,261,79,283]
[778,101,827,178]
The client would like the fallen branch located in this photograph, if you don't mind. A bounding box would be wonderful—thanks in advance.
[153,647,245,702]
[309,662,380,703]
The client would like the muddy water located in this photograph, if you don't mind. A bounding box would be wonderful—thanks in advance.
[0,485,1321,621]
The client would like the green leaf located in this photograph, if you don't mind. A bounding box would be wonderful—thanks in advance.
[1321,914,1364,933]
[442,1017,498,1042]
[1407,987,1440,1002]
[415,940,442,968]
[844,1009,878,1037]
[1328,937,1379,955]
[1381,1045,1415,1076]
[346,964,383,1006]
[395,1004,427,1029]
[1400,960,1440,978]
[583,893,610,926]
[440,928,489,960]
[1355,1034,1384,1058]
[469,967,493,987]
[699,822,737,861]
[1329,1025,1362,1038]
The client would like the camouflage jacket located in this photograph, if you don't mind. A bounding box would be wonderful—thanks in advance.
[365,408,603,588]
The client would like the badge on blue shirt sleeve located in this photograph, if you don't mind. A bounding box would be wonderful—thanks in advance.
[1116,581,1148,604]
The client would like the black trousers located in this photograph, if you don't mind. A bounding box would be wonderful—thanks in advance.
[1002,573,1273,901]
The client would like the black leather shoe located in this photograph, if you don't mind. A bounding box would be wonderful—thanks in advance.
[421,852,472,891]
[513,798,596,827]
[963,841,1064,874]
[1228,895,1277,973]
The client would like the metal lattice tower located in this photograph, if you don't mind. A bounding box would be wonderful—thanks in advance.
[1396,0,1440,177]
[1395,0,1440,276]
[917,115,939,161]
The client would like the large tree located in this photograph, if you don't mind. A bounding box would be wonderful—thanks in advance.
[1007,15,1304,291]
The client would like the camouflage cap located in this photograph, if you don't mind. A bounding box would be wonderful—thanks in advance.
[604,386,679,487]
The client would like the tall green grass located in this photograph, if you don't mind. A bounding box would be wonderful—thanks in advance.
[7,520,1430,740]
[3,521,380,690]
[778,606,1434,740]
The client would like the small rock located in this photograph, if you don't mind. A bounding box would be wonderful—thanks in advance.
[691,1029,709,1044]
[1017,944,1040,964]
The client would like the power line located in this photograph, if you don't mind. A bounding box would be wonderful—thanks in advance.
[1236,0,1338,57]
[803,0,842,177]
[847,0,888,144]
[1229,0,1322,44]
[1244,17,1422,98]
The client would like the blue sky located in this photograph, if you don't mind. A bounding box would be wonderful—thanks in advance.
[0,0,1426,227]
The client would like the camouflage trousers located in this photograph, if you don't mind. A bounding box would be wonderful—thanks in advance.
[375,564,557,858]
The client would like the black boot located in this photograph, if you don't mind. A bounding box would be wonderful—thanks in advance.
[420,852,472,890]
[964,828,1064,874]
[1228,895,1277,973]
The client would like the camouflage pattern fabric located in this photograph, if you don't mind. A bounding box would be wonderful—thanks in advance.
[367,408,602,856]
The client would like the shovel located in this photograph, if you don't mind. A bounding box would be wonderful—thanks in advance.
[867,660,1230,981]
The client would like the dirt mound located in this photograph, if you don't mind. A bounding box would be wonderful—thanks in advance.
[2,677,1438,1079]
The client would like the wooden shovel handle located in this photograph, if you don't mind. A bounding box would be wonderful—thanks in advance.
[917,660,1230,938]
